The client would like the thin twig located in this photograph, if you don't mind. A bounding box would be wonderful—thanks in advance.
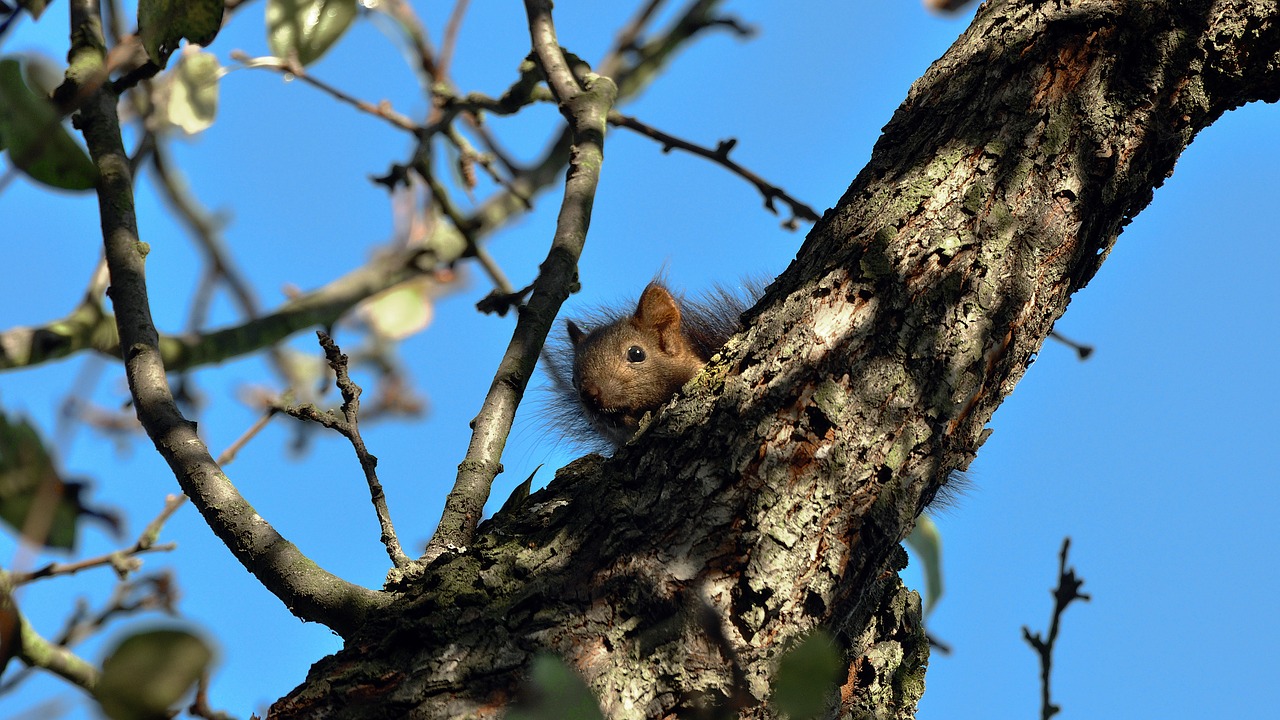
[605,0,666,61]
[373,0,440,82]
[12,495,186,585]
[435,0,471,81]
[445,123,531,208]
[188,670,233,720]
[232,52,423,133]
[150,144,263,324]
[610,111,820,228]
[420,167,514,294]
[1049,330,1094,360]
[217,409,278,466]
[1022,538,1091,720]
[278,332,410,569]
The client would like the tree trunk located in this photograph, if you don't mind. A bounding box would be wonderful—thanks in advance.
[268,1,1280,718]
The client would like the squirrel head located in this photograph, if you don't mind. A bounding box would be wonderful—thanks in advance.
[566,283,708,445]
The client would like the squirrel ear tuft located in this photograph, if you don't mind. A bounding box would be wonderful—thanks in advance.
[634,283,682,333]
[567,319,586,346]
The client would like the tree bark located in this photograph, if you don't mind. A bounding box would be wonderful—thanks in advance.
[269,1,1280,718]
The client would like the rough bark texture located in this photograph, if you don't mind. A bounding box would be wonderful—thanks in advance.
[270,1,1280,718]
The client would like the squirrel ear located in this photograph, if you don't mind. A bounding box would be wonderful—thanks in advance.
[634,283,682,334]
[567,319,586,346]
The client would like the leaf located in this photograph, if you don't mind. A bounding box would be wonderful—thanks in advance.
[506,654,605,720]
[0,57,96,191]
[772,630,842,720]
[157,47,221,135]
[905,513,944,616]
[95,628,214,720]
[361,278,436,340]
[16,0,48,20]
[266,0,357,67]
[137,0,225,68]
[0,410,120,549]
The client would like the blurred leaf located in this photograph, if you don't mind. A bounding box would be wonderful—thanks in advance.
[361,278,436,341]
[157,47,221,135]
[16,0,48,20]
[905,513,944,616]
[506,654,604,720]
[95,628,214,720]
[19,53,61,96]
[0,586,18,679]
[266,0,357,67]
[0,410,120,549]
[137,0,224,67]
[0,57,96,191]
[772,630,842,720]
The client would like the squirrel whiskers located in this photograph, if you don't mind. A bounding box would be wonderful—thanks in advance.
[542,281,756,452]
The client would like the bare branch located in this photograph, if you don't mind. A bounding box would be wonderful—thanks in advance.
[435,0,471,80]
[68,0,388,637]
[11,495,185,585]
[217,409,277,466]
[278,333,410,569]
[1022,538,1091,720]
[609,111,820,227]
[232,53,423,133]
[422,0,617,561]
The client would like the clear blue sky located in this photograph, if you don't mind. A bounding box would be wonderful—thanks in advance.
[3,1,1278,718]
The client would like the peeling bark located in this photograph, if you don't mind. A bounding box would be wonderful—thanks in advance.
[269,1,1280,718]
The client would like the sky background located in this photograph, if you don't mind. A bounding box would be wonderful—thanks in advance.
[2,1,1278,718]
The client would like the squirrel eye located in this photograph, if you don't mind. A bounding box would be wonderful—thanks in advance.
[627,346,646,363]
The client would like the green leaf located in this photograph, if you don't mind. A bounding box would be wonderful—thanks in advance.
[266,0,357,67]
[157,48,221,135]
[905,513,944,616]
[506,654,605,720]
[361,278,436,340]
[0,409,119,549]
[95,628,214,720]
[137,0,225,68]
[0,57,96,191]
[772,630,842,720]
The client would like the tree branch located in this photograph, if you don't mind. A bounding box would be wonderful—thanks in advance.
[232,53,423,133]
[422,0,617,561]
[609,110,820,227]
[10,495,185,585]
[271,0,1280,715]
[0,244,439,373]
[1022,538,1090,720]
[278,332,410,569]
[67,0,387,638]
[14,610,100,692]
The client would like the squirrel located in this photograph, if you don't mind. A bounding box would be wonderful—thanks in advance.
[542,281,756,451]
[540,278,968,509]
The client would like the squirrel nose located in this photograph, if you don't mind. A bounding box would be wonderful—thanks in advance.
[580,381,601,404]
